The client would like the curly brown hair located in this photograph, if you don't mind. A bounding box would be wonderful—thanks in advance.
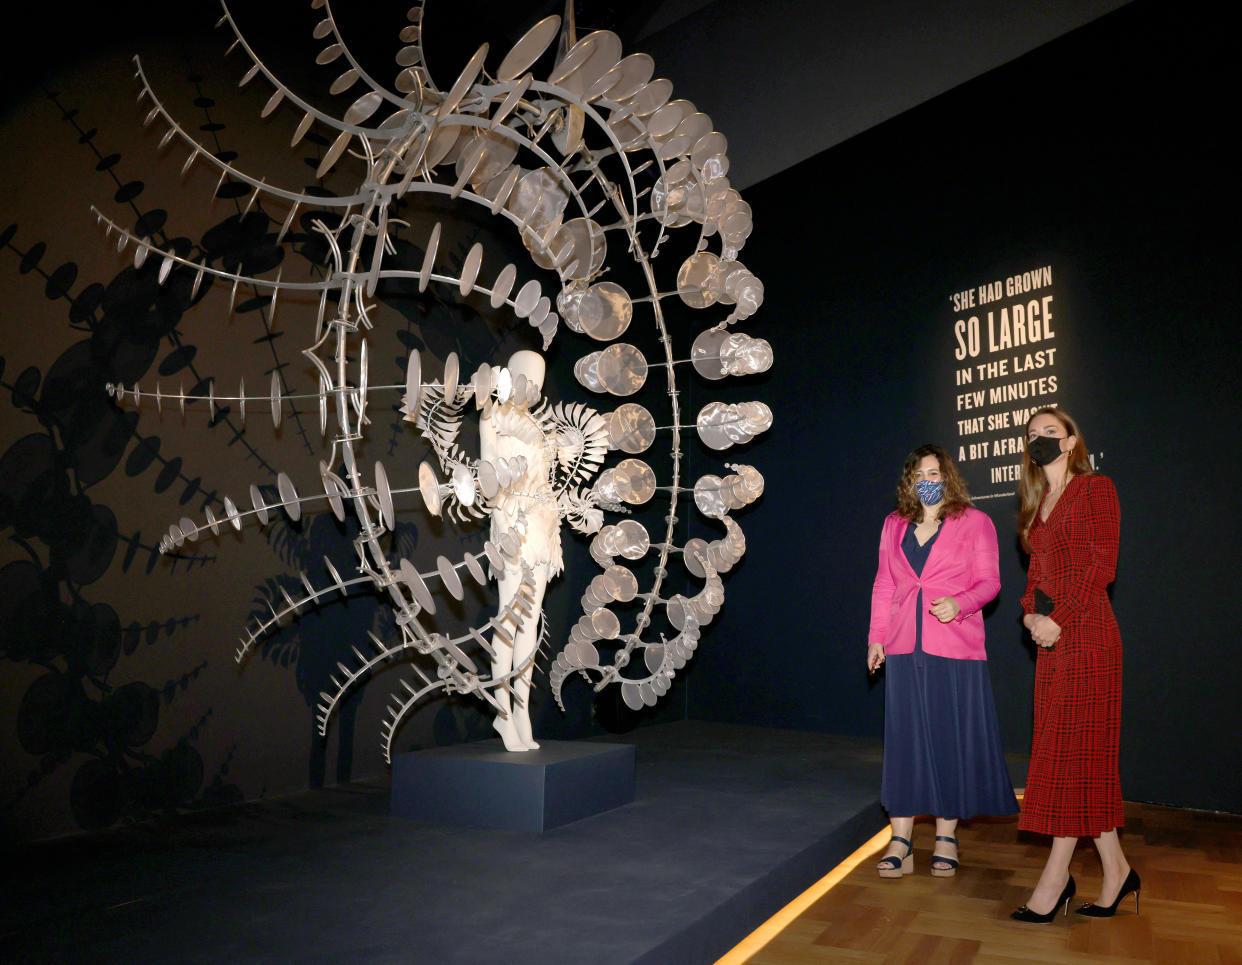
[1018,407,1094,550]
[894,444,973,523]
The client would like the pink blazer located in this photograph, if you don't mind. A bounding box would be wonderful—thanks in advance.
[867,507,1000,660]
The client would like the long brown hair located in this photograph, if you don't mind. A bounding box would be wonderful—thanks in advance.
[894,444,972,523]
[1018,406,1095,549]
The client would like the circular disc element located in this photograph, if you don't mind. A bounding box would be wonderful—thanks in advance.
[692,131,728,169]
[442,351,460,403]
[374,460,394,529]
[490,263,517,308]
[508,168,569,233]
[277,471,300,522]
[649,99,692,138]
[497,530,521,560]
[554,31,622,99]
[529,296,551,327]
[621,78,673,117]
[405,348,422,413]
[578,282,632,341]
[458,129,518,188]
[574,352,603,391]
[399,558,436,615]
[589,573,615,602]
[437,43,489,119]
[693,474,727,518]
[464,552,487,585]
[615,519,650,559]
[483,540,505,573]
[682,537,709,578]
[576,640,600,668]
[419,222,441,293]
[677,251,720,308]
[659,132,694,161]
[496,15,561,82]
[666,595,689,631]
[418,461,442,516]
[615,458,656,504]
[592,468,622,504]
[451,464,476,507]
[603,564,639,602]
[607,112,646,150]
[608,402,656,453]
[696,401,740,451]
[590,607,621,640]
[621,682,644,711]
[706,542,732,573]
[477,460,499,499]
[513,278,542,317]
[597,343,648,396]
[436,555,464,601]
[676,112,713,144]
[737,400,773,433]
[424,124,460,168]
[556,218,606,280]
[690,328,729,380]
[493,457,512,489]
[319,464,344,522]
[548,30,603,85]
[249,484,269,525]
[594,52,653,102]
[459,241,483,295]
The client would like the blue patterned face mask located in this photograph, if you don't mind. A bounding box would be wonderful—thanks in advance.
[916,480,944,505]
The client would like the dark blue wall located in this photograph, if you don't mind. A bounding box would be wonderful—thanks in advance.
[687,1,1240,813]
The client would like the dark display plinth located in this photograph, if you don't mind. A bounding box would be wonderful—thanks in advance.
[390,738,636,831]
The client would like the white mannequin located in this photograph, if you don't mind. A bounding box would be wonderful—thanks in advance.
[480,350,559,751]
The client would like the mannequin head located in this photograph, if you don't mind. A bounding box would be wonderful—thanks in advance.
[506,350,545,393]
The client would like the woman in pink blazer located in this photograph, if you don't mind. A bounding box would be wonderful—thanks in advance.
[867,444,1017,878]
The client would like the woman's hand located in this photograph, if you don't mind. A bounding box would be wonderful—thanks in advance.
[929,595,960,623]
[1028,614,1062,648]
[867,642,886,673]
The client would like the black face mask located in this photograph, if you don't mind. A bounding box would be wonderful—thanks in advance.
[1027,435,1064,467]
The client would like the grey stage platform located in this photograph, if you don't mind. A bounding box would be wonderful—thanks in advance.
[2,722,917,964]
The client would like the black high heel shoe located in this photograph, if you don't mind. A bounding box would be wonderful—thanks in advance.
[1011,875,1076,923]
[1076,868,1141,917]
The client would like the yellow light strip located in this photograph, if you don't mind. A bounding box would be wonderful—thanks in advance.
[713,826,890,964]
[715,791,1025,964]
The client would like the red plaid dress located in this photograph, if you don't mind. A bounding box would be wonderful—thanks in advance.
[1019,473,1124,837]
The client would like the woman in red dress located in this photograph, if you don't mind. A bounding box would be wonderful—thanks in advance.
[1011,407,1140,923]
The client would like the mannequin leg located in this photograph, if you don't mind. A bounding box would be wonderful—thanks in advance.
[511,567,549,750]
[490,565,524,752]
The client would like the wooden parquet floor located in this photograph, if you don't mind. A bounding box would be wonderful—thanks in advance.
[721,801,1242,964]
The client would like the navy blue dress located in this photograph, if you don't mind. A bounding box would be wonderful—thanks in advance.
[879,522,1018,819]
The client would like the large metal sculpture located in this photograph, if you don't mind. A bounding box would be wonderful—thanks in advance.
[97,1,772,759]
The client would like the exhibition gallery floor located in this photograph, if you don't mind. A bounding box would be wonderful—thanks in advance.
[8,720,1235,964]
[2,721,887,964]
[726,800,1242,964]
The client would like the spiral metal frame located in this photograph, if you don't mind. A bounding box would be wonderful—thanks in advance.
[99,0,772,762]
